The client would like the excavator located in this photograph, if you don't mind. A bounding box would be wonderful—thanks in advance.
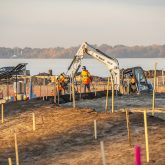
[59,42,152,94]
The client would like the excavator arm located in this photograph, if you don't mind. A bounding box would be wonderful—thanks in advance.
[67,42,120,89]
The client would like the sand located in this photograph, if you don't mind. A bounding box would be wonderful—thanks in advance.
[0,99,164,165]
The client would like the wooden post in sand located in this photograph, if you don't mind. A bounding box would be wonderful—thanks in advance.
[157,77,159,91]
[46,80,48,100]
[152,62,157,116]
[56,80,60,105]
[14,133,19,165]
[100,141,106,165]
[111,76,114,113]
[72,74,76,108]
[126,110,131,146]
[8,158,12,165]
[69,77,72,101]
[162,69,164,85]
[42,81,44,100]
[143,110,149,163]
[1,103,4,123]
[105,77,110,112]
[32,113,36,131]
[94,120,97,139]
[54,76,57,104]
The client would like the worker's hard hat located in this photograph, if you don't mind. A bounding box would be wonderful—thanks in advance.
[82,66,86,70]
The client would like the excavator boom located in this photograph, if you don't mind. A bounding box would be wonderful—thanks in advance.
[67,42,120,88]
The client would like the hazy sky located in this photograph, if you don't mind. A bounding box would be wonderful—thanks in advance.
[0,0,165,48]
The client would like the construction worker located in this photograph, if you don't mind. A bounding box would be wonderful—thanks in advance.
[81,66,92,93]
[56,73,65,95]
[56,73,69,95]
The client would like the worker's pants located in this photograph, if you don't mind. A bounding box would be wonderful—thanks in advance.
[84,84,90,93]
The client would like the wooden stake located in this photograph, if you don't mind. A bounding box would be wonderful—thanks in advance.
[43,78,45,101]
[100,141,106,165]
[94,120,97,139]
[69,77,72,101]
[105,77,110,112]
[111,77,114,113]
[14,133,19,165]
[152,62,157,116]
[8,158,12,165]
[32,113,36,131]
[157,77,159,91]
[54,76,57,104]
[1,103,4,123]
[162,69,164,85]
[126,110,131,146]
[56,80,60,105]
[72,74,76,108]
[143,110,149,163]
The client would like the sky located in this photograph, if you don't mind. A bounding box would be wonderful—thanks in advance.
[0,0,165,48]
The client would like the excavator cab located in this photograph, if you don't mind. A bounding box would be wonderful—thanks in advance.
[121,67,153,94]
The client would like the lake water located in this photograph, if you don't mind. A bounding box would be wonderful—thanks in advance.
[0,58,164,77]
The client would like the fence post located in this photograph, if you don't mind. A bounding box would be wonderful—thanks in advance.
[152,62,157,116]
[100,141,106,165]
[14,133,19,165]
[8,158,12,165]
[32,113,36,131]
[162,69,164,85]
[111,76,114,113]
[69,76,72,101]
[29,77,33,100]
[57,80,60,105]
[105,77,110,112]
[144,110,149,163]
[46,79,48,100]
[72,73,76,108]
[54,76,57,104]
[126,109,131,146]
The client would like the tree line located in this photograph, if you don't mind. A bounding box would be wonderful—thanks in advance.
[0,44,164,58]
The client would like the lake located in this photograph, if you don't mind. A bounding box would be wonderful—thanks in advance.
[0,58,164,77]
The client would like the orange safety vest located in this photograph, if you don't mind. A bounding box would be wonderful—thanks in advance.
[81,70,91,85]
[56,75,65,91]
